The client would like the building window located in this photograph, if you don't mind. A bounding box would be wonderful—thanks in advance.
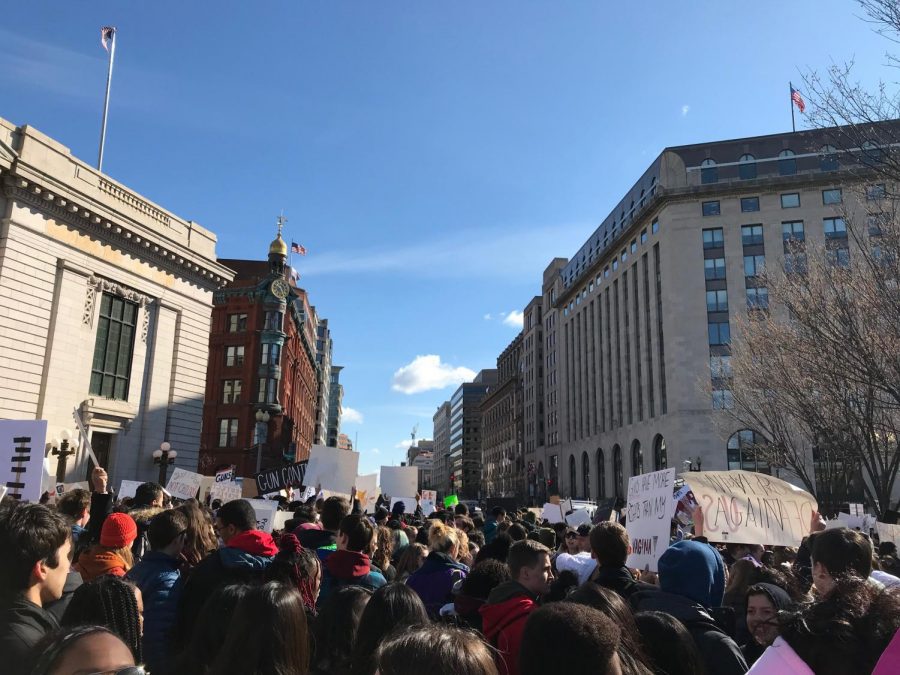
[613,445,623,498]
[784,252,808,275]
[604,266,610,279]
[569,455,577,498]
[89,294,138,400]
[641,229,648,244]
[582,452,591,500]
[631,440,644,476]
[652,219,660,234]
[820,144,838,171]
[782,221,805,242]
[227,313,247,332]
[621,249,628,263]
[631,239,637,254]
[778,149,797,175]
[743,254,765,277]
[824,217,847,239]
[653,435,667,471]
[701,158,718,184]
[741,225,764,247]
[257,377,278,404]
[712,389,735,409]
[702,201,721,217]
[747,286,769,310]
[708,321,731,345]
[225,345,245,367]
[219,418,238,448]
[710,355,733,379]
[741,196,760,212]
[222,379,242,404]
[739,154,757,180]
[702,228,724,249]
[613,259,619,271]
[706,289,729,312]
[867,183,886,200]
[862,140,882,165]
[704,258,726,280]
[781,193,800,208]
[826,247,851,268]
[727,429,770,473]
[596,448,606,499]
[264,310,283,331]
[822,188,842,205]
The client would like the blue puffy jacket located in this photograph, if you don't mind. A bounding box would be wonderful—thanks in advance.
[126,551,181,675]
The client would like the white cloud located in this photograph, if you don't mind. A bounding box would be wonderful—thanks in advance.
[392,355,477,395]
[342,406,363,424]
[503,310,524,328]
[681,104,691,117]
[483,313,492,320]
[395,440,413,449]
[371,448,381,455]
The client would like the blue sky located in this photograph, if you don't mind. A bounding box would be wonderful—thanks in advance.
[2,1,891,475]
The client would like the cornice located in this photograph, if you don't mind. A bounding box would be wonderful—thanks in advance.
[2,174,233,289]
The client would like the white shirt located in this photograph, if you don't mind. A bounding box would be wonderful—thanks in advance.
[555,551,597,585]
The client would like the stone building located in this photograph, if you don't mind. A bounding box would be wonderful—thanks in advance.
[480,334,524,501]
[432,401,451,496]
[0,118,233,484]
[448,369,497,499]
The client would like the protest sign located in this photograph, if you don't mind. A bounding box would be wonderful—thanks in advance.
[303,446,359,495]
[215,466,235,483]
[391,497,418,515]
[254,460,308,495]
[55,481,90,497]
[421,499,436,516]
[444,494,459,508]
[380,466,418,498]
[0,420,48,502]
[165,468,204,501]
[849,503,865,517]
[683,470,816,546]
[837,512,868,530]
[245,499,278,533]
[542,502,564,524]
[876,522,900,549]
[421,489,437,503]
[625,468,676,572]
[210,480,242,503]
[274,510,293,532]
[565,509,592,528]
[118,480,144,500]
[355,473,379,512]
[561,498,574,515]
[673,485,699,527]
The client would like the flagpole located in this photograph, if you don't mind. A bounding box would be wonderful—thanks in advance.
[789,81,796,133]
[98,29,117,171]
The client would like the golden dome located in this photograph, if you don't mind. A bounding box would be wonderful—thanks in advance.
[268,233,288,257]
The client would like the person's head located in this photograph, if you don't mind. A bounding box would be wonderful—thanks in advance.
[491,506,506,523]
[374,624,498,675]
[352,583,429,675]
[460,558,511,600]
[454,515,475,533]
[214,499,257,544]
[507,539,553,596]
[56,489,91,528]
[147,509,188,556]
[374,506,390,525]
[338,514,376,554]
[520,602,623,675]
[658,540,726,608]
[746,582,793,648]
[372,526,394,570]
[396,542,428,577]
[28,626,136,675]
[523,510,537,526]
[634,611,706,675]
[321,495,351,532]
[313,585,372,672]
[507,523,528,542]
[0,502,71,604]
[265,533,322,610]
[391,528,409,559]
[537,527,556,550]
[294,504,318,525]
[574,524,592,552]
[454,503,469,517]
[810,527,874,595]
[176,584,250,674]
[590,522,629,568]
[61,575,143,663]
[428,520,461,557]
[878,540,897,558]
[132,482,164,509]
[176,500,218,560]
[211,582,309,675]
[725,558,760,595]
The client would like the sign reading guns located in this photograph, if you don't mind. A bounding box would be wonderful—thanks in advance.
[0,420,48,503]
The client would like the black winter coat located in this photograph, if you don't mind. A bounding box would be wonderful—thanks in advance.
[0,596,60,675]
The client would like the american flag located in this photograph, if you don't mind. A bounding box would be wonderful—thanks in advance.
[791,86,806,114]
[100,26,116,52]
[289,267,301,283]
[290,242,307,255]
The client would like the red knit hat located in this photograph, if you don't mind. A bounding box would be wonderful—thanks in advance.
[100,512,138,548]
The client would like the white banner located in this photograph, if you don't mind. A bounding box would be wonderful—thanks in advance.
[246,498,278,533]
[118,480,145,500]
[380,465,418,499]
[876,521,900,549]
[304,446,359,495]
[542,502,564,524]
[626,468,676,572]
[165,467,204,501]
[210,481,243,503]
[355,473,379,511]
[0,420,48,502]
[683,470,817,546]
[565,509,592,528]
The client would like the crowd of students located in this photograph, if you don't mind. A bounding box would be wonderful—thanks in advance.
[0,467,899,675]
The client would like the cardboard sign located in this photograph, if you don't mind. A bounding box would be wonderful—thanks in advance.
[304,446,359,495]
[0,420,48,502]
[245,498,278,533]
[444,494,459,508]
[165,468,204,501]
[542,502,564,524]
[683,470,817,546]
[210,481,242,504]
[254,460,308,495]
[380,465,418,499]
[626,468,677,572]
[566,509,592,528]
[118,480,145,500]
[876,522,900,549]
[356,473,379,512]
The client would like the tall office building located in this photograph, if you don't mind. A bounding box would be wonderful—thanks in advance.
[448,369,497,499]
[432,401,452,496]
[326,365,343,447]
[481,334,524,501]
[313,318,333,446]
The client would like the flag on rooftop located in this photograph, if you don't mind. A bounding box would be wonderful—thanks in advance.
[790,86,806,114]
[291,242,307,255]
[100,26,116,52]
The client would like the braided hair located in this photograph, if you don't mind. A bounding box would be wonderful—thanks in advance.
[265,532,321,612]
[61,575,143,663]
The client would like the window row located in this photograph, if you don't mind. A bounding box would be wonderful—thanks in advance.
[700,144,883,184]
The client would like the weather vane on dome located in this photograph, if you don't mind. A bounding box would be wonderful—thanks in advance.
[276,210,287,236]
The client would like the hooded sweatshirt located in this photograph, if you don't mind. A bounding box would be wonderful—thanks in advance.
[480,580,538,675]
[406,551,469,617]
[318,549,386,605]
[76,546,130,581]
[741,583,794,665]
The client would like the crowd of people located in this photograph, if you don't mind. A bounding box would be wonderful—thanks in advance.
[1,466,899,675]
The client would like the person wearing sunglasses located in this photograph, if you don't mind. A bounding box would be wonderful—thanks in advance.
[28,624,144,675]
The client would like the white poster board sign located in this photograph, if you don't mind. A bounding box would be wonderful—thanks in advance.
[246,498,278,533]
[118,480,145,500]
[355,473,379,511]
[0,420,48,502]
[303,446,359,495]
[55,481,90,497]
[390,497,418,516]
[166,468,204,501]
[565,509,592,528]
[421,499,436,516]
[421,489,437,503]
[380,465,418,499]
[216,466,236,483]
[683,470,817,546]
[876,521,900,549]
[542,502,564,524]
[274,510,293,532]
[626,468,676,572]
[210,481,243,503]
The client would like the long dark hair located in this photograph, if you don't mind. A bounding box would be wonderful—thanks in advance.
[634,610,707,675]
[28,625,137,675]
[209,582,310,675]
[351,584,429,675]
[61,575,142,663]
[266,533,321,612]
[374,624,498,675]
[311,586,373,675]
[175,584,249,675]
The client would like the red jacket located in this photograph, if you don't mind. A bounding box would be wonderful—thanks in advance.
[479,581,538,675]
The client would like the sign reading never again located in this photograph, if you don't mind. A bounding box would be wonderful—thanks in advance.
[254,460,308,495]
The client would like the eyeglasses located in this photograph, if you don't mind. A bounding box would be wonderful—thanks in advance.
[86,667,148,675]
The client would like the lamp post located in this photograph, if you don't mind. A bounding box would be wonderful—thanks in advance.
[152,441,177,485]
[50,429,78,483]
[683,457,703,472]
[255,410,271,474]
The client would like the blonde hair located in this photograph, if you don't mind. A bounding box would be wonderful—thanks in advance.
[428,521,460,554]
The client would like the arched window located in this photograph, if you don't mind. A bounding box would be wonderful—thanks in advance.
[862,140,882,165]
[596,448,606,499]
[727,429,771,474]
[582,452,590,500]
[739,154,757,180]
[653,435,667,470]
[537,461,546,503]
[820,144,838,172]
[613,444,623,498]
[778,149,796,175]
[701,158,718,184]
[631,440,644,476]
[569,455,577,498]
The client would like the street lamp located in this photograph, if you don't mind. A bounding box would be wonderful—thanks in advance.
[255,410,271,473]
[50,429,78,483]
[152,441,177,485]
[683,457,702,472]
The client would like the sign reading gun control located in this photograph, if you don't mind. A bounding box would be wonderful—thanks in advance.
[254,460,308,495]
[683,470,817,546]
[625,468,676,572]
